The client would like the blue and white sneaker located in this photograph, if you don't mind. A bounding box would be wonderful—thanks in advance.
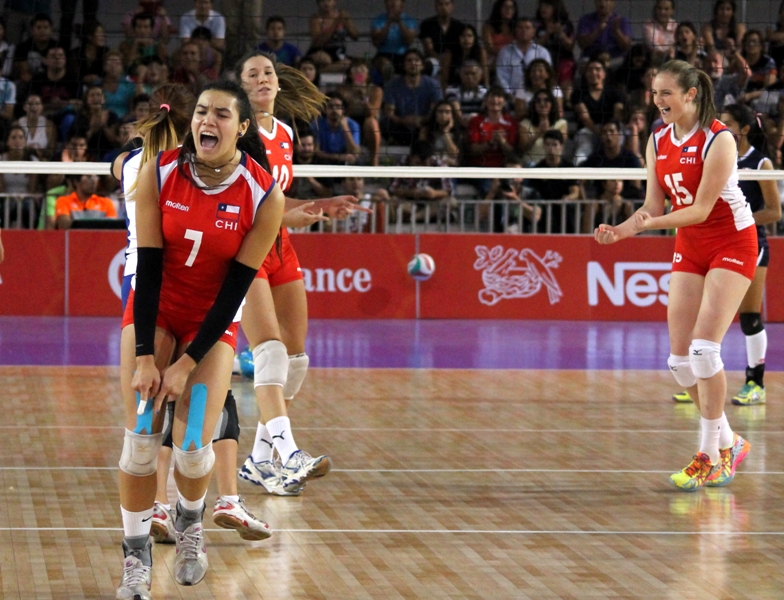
[280,450,332,492]
[239,456,302,496]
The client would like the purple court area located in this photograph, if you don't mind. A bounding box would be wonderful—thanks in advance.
[0,316,780,370]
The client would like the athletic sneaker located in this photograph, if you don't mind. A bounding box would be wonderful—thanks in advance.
[116,539,152,600]
[706,434,751,487]
[150,501,176,544]
[280,450,332,492]
[732,382,766,406]
[672,390,692,403]
[670,453,719,492]
[239,456,302,496]
[212,496,271,541]
[174,522,208,586]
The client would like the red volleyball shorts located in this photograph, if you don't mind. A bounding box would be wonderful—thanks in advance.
[122,289,240,351]
[672,226,758,281]
[255,228,304,287]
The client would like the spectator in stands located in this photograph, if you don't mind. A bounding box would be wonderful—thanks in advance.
[0,17,14,78]
[29,45,81,137]
[529,130,581,233]
[54,174,116,229]
[0,70,14,121]
[581,119,641,201]
[13,13,57,83]
[518,89,567,166]
[299,57,322,90]
[482,0,517,68]
[703,48,749,111]
[69,21,107,86]
[122,0,173,43]
[642,0,677,62]
[445,59,488,127]
[71,85,121,160]
[673,21,705,68]
[611,43,652,96]
[179,0,225,54]
[312,93,363,165]
[257,16,302,68]
[45,133,88,195]
[0,125,38,229]
[291,129,334,200]
[496,17,551,97]
[514,58,562,120]
[137,56,170,94]
[741,29,777,105]
[3,0,36,45]
[189,26,221,81]
[370,0,418,77]
[338,59,383,165]
[381,48,443,146]
[750,60,784,118]
[592,178,633,229]
[419,0,465,77]
[576,0,632,67]
[223,0,262,70]
[170,41,207,98]
[100,51,139,119]
[119,13,167,72]
[340,176,387,233]
[419,99,463,166]
[623,104,649,166]
[768,1,784,72]
[570,59,625,164]
[389,139,453,223]
[701,0,745,54]
[15,94,55,159]
[127,93,150,125]
[534,0,575,94]
[58,0,97,49]
[483,153,541,233]
[307,0,359,73]
[441,24,489,89]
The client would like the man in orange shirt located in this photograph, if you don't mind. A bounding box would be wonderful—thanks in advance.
[55,174,117,229]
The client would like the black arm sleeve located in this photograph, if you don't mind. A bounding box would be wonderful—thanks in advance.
[133,247,163,357]
[109,136,144,181]
[185,260,258,364]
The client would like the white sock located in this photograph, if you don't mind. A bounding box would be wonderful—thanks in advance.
[719,412,734,449]
[250,422,274,463]
[121,506,154,538]
[178,492,206,512]
[220,494,240,503]
[699,417,722,464]
[266,416,299,464]
[746,330,767,367]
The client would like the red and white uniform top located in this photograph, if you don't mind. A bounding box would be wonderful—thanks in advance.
[653,118,754,239]
[259,117,294,194]
[156,147,275,322]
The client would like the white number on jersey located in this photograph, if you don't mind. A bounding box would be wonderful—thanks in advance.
[272,165,290,192]
[184,229,203,267]
[664,172,694,206]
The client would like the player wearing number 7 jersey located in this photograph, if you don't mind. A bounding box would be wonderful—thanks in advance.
[595,59,754,492]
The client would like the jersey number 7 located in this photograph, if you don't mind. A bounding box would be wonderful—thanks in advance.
[664,172,694,206]
[184,229,203,267]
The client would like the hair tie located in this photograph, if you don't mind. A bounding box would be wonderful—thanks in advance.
[755,113,762,129]
[160,103,170,112]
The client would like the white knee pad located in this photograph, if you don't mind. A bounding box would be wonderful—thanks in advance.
[283,353,309,400]
[118,429,163,476]
[689,339,724,379]
[173,441,215,479]
[667,354,696,388]
[252,340,289,388]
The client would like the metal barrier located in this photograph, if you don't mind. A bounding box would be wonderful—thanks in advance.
[0,194,44,230]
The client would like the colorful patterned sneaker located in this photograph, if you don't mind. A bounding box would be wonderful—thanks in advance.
[670,453,719,492]
[672,390,693,403]
[174,521,208,586]
[706,434,751,487]
[116,539,153,600]
[280,450,332,492]
[212,496,272,541]
[239,456,302,496]
[732,382,766,406]
[150,501,176,544]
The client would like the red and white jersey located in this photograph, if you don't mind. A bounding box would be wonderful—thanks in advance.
[653,118,754,239]
[156,147,275,322]
[259,117,294,193]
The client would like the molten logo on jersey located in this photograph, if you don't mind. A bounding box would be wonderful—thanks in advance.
[217,203,240,222]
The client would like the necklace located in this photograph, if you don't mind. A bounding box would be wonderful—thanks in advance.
[196,150,239,174]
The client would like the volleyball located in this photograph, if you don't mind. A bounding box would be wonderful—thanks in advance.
[407,253,436,281]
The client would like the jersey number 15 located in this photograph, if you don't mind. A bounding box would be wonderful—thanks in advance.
[664,172,694,206]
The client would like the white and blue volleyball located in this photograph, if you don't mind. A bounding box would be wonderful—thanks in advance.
[407,253,436,281]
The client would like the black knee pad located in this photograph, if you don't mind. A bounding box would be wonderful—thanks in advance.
[212,389,240,443]
[739,312,764,336]
[161,401,175,449]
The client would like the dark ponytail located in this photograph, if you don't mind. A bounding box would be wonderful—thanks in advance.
[722,103,769,156]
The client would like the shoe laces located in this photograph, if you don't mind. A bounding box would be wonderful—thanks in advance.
[122,556,151,588]
[287,450,312,470]
[178,526,203,560]
[684,454,710,476]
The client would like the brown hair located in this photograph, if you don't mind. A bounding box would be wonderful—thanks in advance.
[657,59,716,128]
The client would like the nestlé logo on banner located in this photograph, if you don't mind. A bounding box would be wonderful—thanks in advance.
[587,261,670,307]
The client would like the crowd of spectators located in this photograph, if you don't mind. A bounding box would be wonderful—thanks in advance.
[0,0,783,234]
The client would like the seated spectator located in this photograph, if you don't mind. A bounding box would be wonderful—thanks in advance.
[45,134,89,193]
[257,16,302,67]
[69,21,107,86]
[642,0,677,62]
[389,139,453,223]
[370,0,418,76]
[338,59,383,165]
[703,48,749,111]
[312,93,363,165]
[70,85,121,160]
[495,17,551,98]
[673,21,705,68]
[741,29,777,105]
[750,62,784,118]
[102,120,135,163]
[529,129,582,233]
[445,59,488,127]
[15,94,56,159]
[514,58,562,120]
[768,2,784,72]
[170,42,207,98]
[576,0,632,67]
[29,45,82,136]
[623,104,649,166]
[381,48,443,146]
[0,71,14,121]
[592,179,634,229]
[611,44,652,96]
[127,93,151,124]
[137,56,170,94]
[483,154,541,233]
[339,176,387,232]
[299,57,322,90]
[441,24,488,89]
[534,0,575,95]
[179,0,225,54]
[307,0,359,72]
[0,17,15,78]
[290,129,334,200]
[581,119,642,200]
[122,0,173,42]
[482,0,517,67]
[189,26,221,81]
[100,51,139,119]
[701,0,745,54]
[119,13,167,72]
[419,0,465,77]
[518,89,567,165]
[54,174,116,229]
[419,99,463,166]
[0,125,39,229]
[13,13,57,83]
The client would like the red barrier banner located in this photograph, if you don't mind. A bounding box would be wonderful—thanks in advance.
[0,230,66,315]
[67,230,127,316]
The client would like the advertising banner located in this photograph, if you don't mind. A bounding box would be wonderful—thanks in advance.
[0,231,66,315]
[67,230,127,316]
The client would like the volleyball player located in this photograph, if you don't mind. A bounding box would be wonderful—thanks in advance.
[673,103,780,406]
[116,80,284,598]
[595,60,752,491]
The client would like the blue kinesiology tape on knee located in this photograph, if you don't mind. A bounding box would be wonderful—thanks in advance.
[134,391,154,435]
[182,383,208,451]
